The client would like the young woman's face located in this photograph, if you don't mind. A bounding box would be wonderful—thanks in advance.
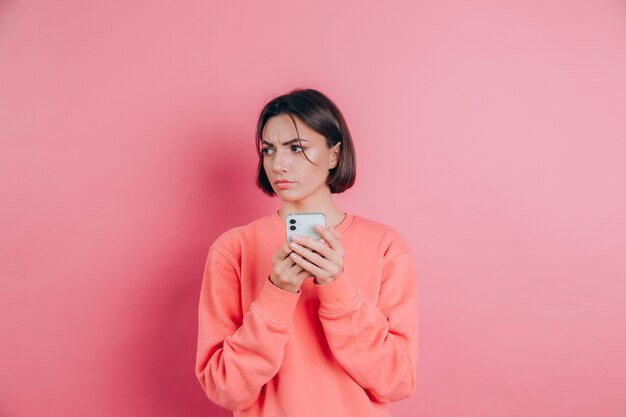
[261,114,340,204]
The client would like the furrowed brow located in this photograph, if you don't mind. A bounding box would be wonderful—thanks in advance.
[282,138,309,146]
[261,138,309,146]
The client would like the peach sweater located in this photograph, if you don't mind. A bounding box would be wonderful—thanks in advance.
[195,212,418,417]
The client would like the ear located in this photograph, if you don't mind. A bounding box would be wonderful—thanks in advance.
[329,142,341,169]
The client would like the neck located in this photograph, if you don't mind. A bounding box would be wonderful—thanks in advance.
[277,189,345,229]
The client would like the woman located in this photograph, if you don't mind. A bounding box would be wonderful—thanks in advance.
[195,88,418,417]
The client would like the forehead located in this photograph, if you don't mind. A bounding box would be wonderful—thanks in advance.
[262,114,324,143]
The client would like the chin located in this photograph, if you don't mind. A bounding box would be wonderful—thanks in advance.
[273,189,301,201]
[274,183,325,204]
[276,193,301,203]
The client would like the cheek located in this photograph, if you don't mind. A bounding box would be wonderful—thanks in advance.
[303,148,328,166]
[262,157,271,173]
[305,157,331,182]
[309,151,332,173]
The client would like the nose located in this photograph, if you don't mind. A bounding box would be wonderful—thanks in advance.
[271,149,289,173]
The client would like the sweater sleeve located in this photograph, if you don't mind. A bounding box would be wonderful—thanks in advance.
[195,247,301,411]
[316,250,419,403]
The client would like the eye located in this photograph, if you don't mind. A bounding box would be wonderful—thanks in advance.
[291,144,304,153]
[262,147,274,155]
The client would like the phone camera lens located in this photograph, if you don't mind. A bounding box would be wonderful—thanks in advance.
[289,219,296,224]
[290,225,296,231]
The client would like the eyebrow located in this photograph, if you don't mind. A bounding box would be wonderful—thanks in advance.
[261,138,309,147]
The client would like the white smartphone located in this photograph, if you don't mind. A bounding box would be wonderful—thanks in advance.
[285,212,326,242]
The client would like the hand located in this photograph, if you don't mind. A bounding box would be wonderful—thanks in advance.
[269,242,310,293]
[288,225,344,285]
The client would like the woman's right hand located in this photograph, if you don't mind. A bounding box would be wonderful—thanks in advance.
[269,242,310,293]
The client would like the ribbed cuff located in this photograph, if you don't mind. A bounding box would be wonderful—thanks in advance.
[253,277,301,323]
[316,272,359,313]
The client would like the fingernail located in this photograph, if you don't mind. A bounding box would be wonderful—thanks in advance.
[290,242,299,249]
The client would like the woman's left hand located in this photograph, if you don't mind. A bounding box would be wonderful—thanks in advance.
[288,225,344,285]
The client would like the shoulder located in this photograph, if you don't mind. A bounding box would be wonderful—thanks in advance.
[210,214,274,256]
[347,214,411,258]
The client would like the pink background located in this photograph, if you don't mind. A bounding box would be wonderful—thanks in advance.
[1,1,625,416]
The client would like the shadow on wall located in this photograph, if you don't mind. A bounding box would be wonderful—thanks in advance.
[134,126,273,417]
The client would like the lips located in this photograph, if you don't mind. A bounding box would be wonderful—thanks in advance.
[274,179,294,190]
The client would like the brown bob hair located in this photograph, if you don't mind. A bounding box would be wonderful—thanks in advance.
[255,88,356,196]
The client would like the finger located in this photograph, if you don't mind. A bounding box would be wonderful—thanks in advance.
[291,263,311,279]
[314,225,342,251]
[289,251,325,278]
[287,261,307,278]
[289,241,342,278]
[292,234,333,258]
[289,239,334,266]
[275,256,295,277]
[275,242,294,260]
